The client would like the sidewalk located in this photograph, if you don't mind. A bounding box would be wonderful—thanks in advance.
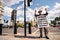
[0,32,60,40]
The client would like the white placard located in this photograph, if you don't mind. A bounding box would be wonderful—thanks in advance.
[37,15,49,28]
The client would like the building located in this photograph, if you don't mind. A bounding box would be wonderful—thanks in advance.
[0,1,4,24]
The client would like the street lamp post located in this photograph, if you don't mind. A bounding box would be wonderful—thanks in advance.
[24,0,26,37]
[24,0,32,37]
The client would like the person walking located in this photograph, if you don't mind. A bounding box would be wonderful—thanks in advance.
[34,8,49,39]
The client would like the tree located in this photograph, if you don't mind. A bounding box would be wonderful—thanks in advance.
[51,16,60,27]
[55,17,60,21]
[17,23,24,27]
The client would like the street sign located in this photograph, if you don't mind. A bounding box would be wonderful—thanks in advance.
[37,15,49,28]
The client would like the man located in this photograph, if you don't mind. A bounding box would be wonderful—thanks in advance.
[34,8,49,39]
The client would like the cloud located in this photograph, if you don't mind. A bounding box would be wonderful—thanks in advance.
[3,6,13,17]
[1,0,33,7]
[54,3,60,10]
[48,2,60,21]
[17,10,24,16]
[17,2,24,10]
[26,7,34,20]
[17,17,24,22]
[1,0,24,6]
[17,7,34,22]
[2,6,13,24]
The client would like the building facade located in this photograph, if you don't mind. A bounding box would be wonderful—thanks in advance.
[0,1,4,24]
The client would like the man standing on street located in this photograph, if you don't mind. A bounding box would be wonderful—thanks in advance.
[34,8,49,39]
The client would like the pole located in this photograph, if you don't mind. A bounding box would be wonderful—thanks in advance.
[24,0,26,37]
[28,23,31,34]
[12,10,17,34]
[0,24,2,35]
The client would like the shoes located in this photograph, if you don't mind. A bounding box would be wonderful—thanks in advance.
[45,36,49,39]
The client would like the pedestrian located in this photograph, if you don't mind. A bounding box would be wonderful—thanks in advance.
[34,8,49,39]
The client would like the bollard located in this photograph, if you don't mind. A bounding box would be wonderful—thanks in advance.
[14,23,17,34]
[0,24,2,35]
[28,23,31,34]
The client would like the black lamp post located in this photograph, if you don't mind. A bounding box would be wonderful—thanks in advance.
[24,0,26,37]
[24,0,32,37]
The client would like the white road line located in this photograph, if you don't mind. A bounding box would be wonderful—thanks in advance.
[32,29,39,35]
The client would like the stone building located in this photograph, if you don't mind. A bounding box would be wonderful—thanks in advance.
[0,1,4,24]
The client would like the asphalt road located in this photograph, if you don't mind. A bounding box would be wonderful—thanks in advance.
[2,26,60,35]
[1,26,60,40]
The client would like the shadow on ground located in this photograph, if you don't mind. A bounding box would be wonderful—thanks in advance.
[14,35,46,39]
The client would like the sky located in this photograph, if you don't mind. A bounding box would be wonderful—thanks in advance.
[1,0,60,24]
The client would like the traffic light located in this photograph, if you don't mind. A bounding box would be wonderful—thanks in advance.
[27,0,32,6]
[11,11,14,20]
[11,10,17,20]
[11,10,17,34]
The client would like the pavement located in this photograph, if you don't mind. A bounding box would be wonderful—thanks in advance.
[0,27,60,40]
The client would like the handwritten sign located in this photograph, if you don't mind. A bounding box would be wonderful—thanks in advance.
[37,15,48,28]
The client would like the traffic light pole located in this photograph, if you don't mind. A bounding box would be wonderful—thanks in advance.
[24,0,26,37]
[14,10,17,34]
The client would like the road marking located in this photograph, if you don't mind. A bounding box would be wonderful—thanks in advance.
[32,29,39,35]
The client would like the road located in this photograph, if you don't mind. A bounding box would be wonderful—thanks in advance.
[2,27,60,34]
[0,26,60,40]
